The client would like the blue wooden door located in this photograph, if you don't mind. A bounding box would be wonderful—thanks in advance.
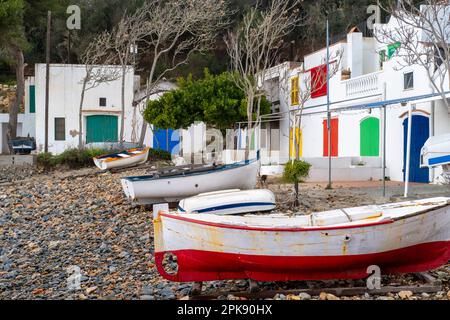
[153,128,180,155]
[403,115,429,183]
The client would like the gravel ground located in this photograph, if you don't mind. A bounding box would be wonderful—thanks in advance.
[0,166,449,300]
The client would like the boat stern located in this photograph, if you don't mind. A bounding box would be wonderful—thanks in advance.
[93,157,107,170]
[121,178,135,200]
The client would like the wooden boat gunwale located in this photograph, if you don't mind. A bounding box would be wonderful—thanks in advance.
[94,146,150,163]
[159,199,450,233]
[123,154,259,182]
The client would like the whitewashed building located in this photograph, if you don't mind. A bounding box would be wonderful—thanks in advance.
[0,63,179,155]
[33,63,146,154]
[262,11,450,183]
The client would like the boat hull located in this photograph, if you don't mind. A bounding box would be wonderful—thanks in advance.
[178,189,276,215]
[122,159,260,205]
[421,133,450,168]
[94,147,149,170]
[154,200,450,282]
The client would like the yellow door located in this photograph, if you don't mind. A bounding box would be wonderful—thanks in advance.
[289,128,302,158]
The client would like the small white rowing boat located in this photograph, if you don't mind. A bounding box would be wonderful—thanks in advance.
[178,189,276,215]
[93,147,150,170]
[154,197,450,282]
[121,153,261,205]
[421,133,450,168]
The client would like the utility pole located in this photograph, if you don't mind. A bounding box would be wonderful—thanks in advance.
[44,11,51,153]
[326,20,332,190]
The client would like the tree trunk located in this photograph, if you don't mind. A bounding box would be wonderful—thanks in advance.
[138,122,147,147]
[78,79,87,149]
[7,48,25,154]
[119,66,126,145]
[245,93,254,161]
[294,180,299,207]
[138,79,151,147]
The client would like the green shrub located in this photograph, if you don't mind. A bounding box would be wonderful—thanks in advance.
[283,160,312,183]
[37,147,172,170]
[148,148,172,161]
[37,148,120,170]
[37,152,57,170]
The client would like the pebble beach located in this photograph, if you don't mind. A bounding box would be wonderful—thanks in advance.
[0,166,449,300]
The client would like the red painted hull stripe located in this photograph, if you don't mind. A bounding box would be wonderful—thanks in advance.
[155,241,450,282]
[160,213,394,232]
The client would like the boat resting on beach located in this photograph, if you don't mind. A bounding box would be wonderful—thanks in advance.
[154,197,450,282]
[178,189,276,215]
[121,154,261,205]
[93,147,150,170]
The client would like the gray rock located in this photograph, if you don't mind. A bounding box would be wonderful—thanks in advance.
[141,285,154,295]
[299,292,311,300]
[140,295,155,300]
[159,288,175,300]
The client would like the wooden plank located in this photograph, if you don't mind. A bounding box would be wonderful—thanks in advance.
[191,284,442,300]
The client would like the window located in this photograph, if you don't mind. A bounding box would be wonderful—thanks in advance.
[55,118,65,141]
[29,85,36,113]
[290,76,299,105]
[99,97,107,107]
[379,50,386,69]
[435,47,446,69]
[311,64,328,98]
[404,72,414,90]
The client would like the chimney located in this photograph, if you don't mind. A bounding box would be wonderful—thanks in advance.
[347,28,363,78]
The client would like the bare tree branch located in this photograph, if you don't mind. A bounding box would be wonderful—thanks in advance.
[376,0,450,110]
[136,0,231,146]
[78,32,121,148]
[225,0,303,158]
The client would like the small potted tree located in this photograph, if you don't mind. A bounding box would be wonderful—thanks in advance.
[283,160,312,208]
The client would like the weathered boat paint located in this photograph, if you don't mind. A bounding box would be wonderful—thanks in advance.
[178,189,276,215]
[93,147,150,170]
[154,198,450,282]
[122,156,261,205]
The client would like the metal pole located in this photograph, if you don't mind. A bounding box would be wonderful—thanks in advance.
[430,99,435,182]
[404,103,413,198]
[292,111,296,162]
[44,11,51,153]
[326,19,332,189]
[382,83,387,197]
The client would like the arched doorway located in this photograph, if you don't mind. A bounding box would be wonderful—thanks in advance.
[360,117,380,156]
[403,115,429,183]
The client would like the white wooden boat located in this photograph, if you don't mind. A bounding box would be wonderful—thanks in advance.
[154,197,450,282]
[121,155,261,205]
[93,147,150,170]
[421,133,450,168]
[178,189,276,215]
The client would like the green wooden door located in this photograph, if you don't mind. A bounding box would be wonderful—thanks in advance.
[360,117,380,156]
[86,115,118,143]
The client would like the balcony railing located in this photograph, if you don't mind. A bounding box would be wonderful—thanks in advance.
[344,71,382,98]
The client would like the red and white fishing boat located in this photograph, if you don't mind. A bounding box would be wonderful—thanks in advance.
[154,197,450,282]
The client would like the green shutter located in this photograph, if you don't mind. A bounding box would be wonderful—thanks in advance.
[387,42,401,59]
[360,117,380,157]
[86,115,118,143]
[29,85,35,113]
